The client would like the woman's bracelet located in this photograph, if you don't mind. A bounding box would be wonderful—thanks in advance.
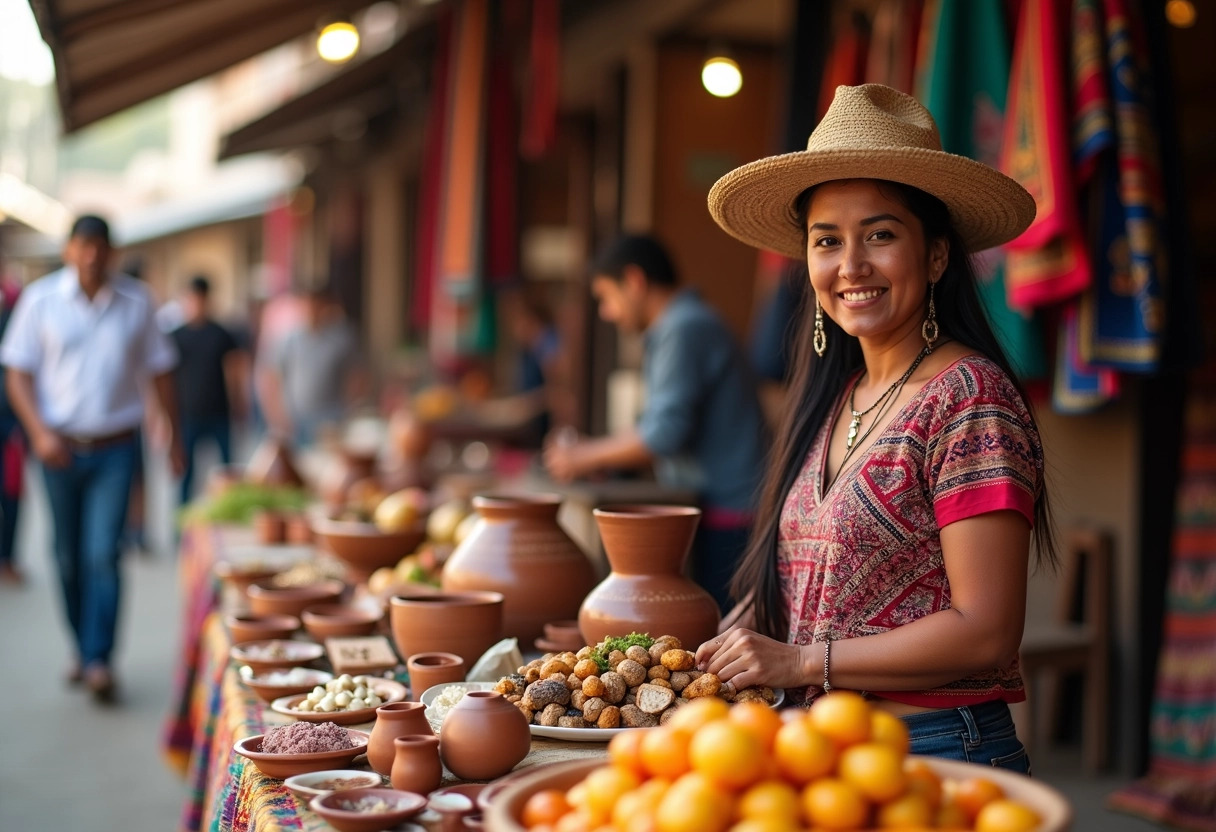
[822,639,833,694]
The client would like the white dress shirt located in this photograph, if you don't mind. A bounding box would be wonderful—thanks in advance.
[0,267,178,437]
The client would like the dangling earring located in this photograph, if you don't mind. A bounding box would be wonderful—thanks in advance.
[922,280,940,351]
[813,297,827,357]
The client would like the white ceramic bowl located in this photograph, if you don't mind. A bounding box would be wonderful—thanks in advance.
[283,769,384,802]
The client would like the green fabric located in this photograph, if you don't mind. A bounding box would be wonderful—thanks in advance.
[916,0,1048,380]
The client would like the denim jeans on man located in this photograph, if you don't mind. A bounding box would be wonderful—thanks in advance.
[179,416,231,504]
[42,438,138,669]
[903,699,1031,773]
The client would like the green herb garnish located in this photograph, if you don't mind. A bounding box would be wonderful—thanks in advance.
[589,632,655,673]
[180,483,310,526]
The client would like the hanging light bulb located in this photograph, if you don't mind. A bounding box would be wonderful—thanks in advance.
[1165,0,1196,28]
[317,19,360,63]
[702,54,742,98]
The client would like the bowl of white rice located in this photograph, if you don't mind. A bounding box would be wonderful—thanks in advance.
[420,681,497,726]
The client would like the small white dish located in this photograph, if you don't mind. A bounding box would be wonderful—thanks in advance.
[283,769,383,802]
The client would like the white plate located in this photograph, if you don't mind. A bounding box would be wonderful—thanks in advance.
[420,682,498,723]
[271,678,407,724]
[528,687,786,743]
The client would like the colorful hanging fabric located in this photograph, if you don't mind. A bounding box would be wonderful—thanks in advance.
[865,0,924,93]
[1077,0,1166,372]
[520,0,559,159]
[1052,305,1120,413]
[1109,365,1216,832]
[1001,0,1093,309]
[817,11,869,119]
[412,11,453,331]
[916,0,1047,381]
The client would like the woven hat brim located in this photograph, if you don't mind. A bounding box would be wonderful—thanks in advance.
[708,147,1036,258]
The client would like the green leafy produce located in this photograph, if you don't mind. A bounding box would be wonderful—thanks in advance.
[589,632,655,673]
[181,483,310,526]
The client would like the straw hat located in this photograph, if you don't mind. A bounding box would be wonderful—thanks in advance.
[708,84,1035,257]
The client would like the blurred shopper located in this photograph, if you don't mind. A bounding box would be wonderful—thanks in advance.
[543,234,768,612]
[0,276,25,584]
[256,284,366,446]
[171,276,246,504]
[0,215,182,701]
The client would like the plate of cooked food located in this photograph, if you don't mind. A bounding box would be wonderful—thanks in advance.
[271,674,407,725]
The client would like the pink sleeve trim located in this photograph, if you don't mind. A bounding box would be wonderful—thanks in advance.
[934,484,1035,529]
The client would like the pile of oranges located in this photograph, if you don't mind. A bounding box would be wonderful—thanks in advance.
[518,691,1042,832]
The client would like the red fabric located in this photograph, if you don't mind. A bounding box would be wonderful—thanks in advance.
[520,0,559,159]
[412,12,453,330]
[817,15,869,120]
[486,46,518,287]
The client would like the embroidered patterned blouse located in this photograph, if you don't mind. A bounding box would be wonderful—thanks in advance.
[778,355,1042,708]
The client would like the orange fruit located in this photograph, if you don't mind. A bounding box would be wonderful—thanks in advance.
[801,778,869,830]
[689,720,766,789]
[975,799,1040,832]
[874,792,934,828]
[902,760,942,809]
[611,778,668,831]
[522,789,572,828]
[837,742,906,802]
[666,696,731,734]
[729,701,785,752]
[869,710,911,757]
[935,798,971,829]
[773,716,838,785]
[727,818,802,832]
[735,780,802,822]
[608,728,649,778]
[808,692,872,748]
[582,765,641,826]
[656,772,735,832]
[952,776,1005,821]
[641,726,693,779]
[554,809,595,832]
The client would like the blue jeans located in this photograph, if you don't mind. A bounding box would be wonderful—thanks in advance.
[901,699,1031,773]
[692,524,751,615]
[42,439,138,668]
[180,416,232,504]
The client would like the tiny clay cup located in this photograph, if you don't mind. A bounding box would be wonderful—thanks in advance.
[367,701,433,776]
[406,652,466,701]
[391,734,443,795]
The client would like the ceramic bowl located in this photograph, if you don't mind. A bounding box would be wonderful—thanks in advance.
[484,756,1074,832]
[283,769,383,803]
[247,579,345,618]
[215,560,289,590]
[230,638,324,674]
[310,787,428,832]
[240,667,333,703]
[302,603,384,640]
[233,729,370,779]
[225,613,300,644]
[389,591,504,668]
[312,517,427,582]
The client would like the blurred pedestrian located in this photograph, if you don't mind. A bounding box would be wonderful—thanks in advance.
[0,215,183,701]
[543,234,768,612]
[171,276,246,504]
[256,283,366,447]
[0,275,25,585]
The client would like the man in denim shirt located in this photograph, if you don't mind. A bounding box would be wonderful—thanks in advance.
[544,235,767,612]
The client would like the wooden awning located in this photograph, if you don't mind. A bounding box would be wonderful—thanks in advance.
[29,0,372,132]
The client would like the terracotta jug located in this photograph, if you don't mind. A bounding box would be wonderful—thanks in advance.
[391,734,443,795]
[579,505,720,648]
[367,701,433,775]
[441,495,595,644]
[245,438,305,488]
[439,691,530,781]
[390,592,504,668]
[406,652,466,701]
[321,448,378,509]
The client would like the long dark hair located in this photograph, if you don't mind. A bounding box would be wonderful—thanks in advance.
[731,180,1058,640]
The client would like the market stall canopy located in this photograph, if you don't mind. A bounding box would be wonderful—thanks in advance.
[29,0,375,132]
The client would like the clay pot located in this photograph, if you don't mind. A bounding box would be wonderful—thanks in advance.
[391,734,443,795]
[225,612,300,644]
[253,510,286,544]
[301,603,384,640]
[312,517,427,584]
[247,580,345,618]
[439,691,530,781]
[368,701,433,776]
[245,438,305,489]
[578,505,720,648]
[389,408,433,464]
[321,448,378,509]
[441,495,595,644]
[284,513,314,544]
[389,592,504,668]
[406,652,466,700]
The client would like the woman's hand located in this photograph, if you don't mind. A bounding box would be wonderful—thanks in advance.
[695,628,815,691]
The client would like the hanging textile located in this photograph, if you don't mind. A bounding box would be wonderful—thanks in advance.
[1001,0,1093,309]
[1076,0,1166,372]
[412,11,453,331]
[865,0,923,94]
[916,0,1047,381]
[817,11,869,119]
[1109,365,1216,832]
[520,0,559,160]
[1052,305,1120,413]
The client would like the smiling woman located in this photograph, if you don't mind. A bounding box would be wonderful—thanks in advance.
[700,83,1057,773]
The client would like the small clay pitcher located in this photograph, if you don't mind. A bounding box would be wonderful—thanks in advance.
[253,510,286,545]
[407,652,466,701]
[579,505,720,648]
[439,691,530,781]
[367,701,433,775]
[391,734,443,795]
[441,494,596,644]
